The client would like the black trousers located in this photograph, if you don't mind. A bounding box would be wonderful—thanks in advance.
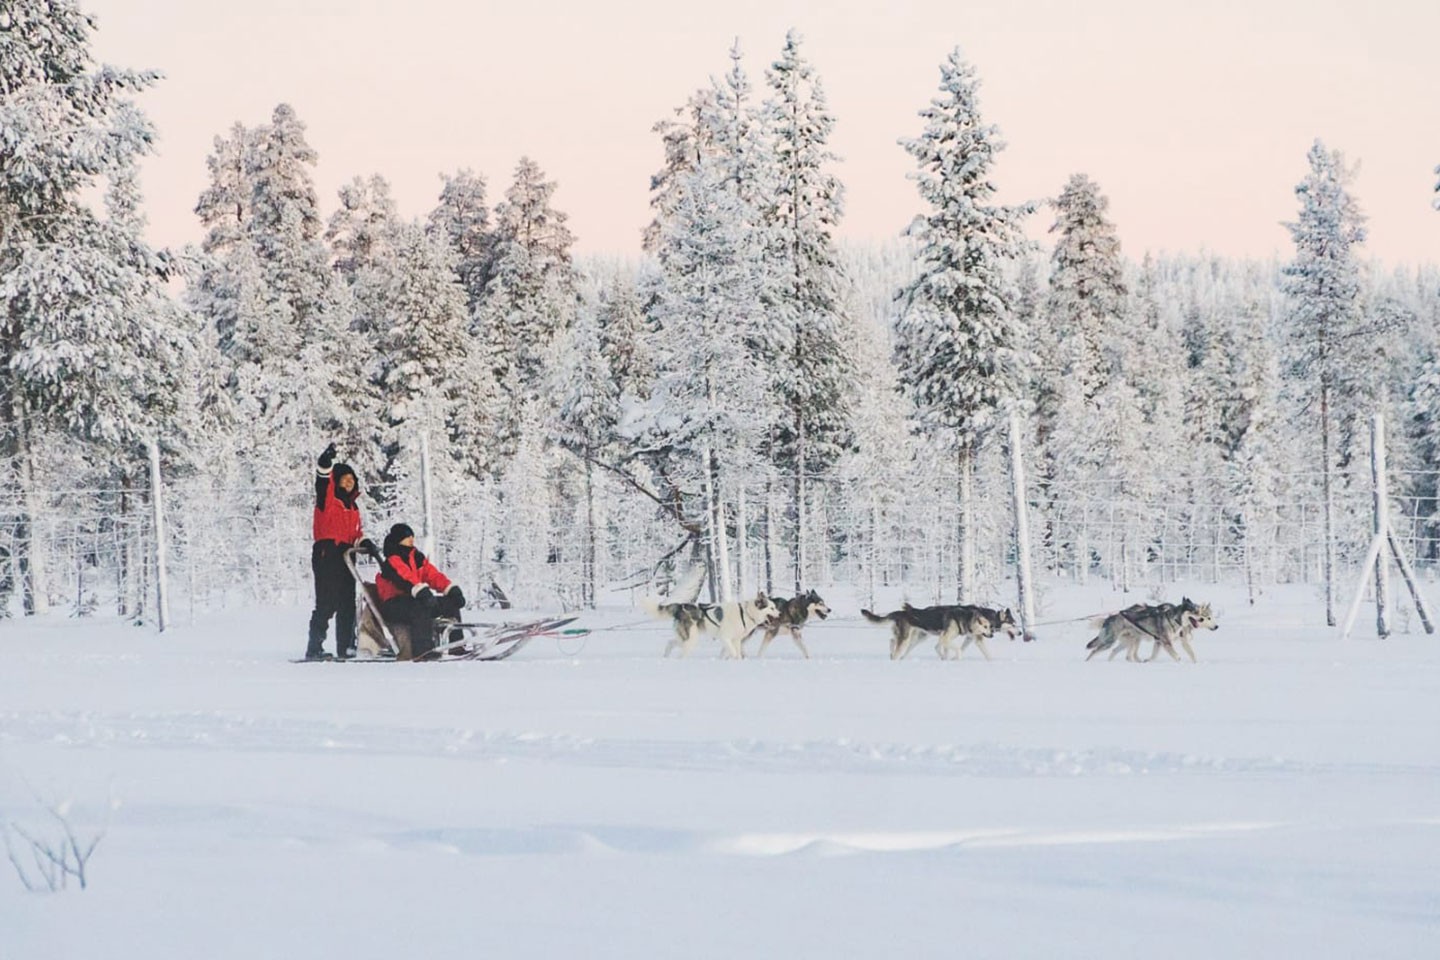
[381,591,462,658]
[307,541,356,656]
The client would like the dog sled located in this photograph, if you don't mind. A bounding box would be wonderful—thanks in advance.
[291,548,585,662]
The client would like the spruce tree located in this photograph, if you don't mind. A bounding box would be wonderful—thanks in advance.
[760,29,852,591]
[0,0,200,614]
[427,168,493,314]
[894,48,1032,599]
[647,157,770,599]
[1045,174,1127,401]
[475,156,576,429]
[556,301,622,607]
[1282,139,1368,626]
[645,90,714,254]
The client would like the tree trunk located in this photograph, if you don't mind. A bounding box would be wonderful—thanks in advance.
[762,477,775,596]
[15,420,51,616]
[792,421,807,593]
[956,444,975,602]
[584,457,596,609]
[1320,379,1336,626]
[709,447,733,601]
[736,484,749,597]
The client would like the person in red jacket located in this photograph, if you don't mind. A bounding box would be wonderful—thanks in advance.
[376,522,465,659]
[305,443,376,660]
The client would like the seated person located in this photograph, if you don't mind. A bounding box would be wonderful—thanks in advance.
[375,523,466,658]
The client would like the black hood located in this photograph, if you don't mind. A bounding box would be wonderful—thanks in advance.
[332,463,360,506]
[383,523,416,557]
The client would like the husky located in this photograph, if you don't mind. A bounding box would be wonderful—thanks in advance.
[641,591,780,659]
[1085,598,1218,663]
[744,589,831,659]
[936,605,1021,660]
[861,603,996,661]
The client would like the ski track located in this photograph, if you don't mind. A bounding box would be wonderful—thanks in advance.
[0,709,1424,781]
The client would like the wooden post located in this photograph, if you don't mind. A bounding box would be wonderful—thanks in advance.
[1370,414,1390,637]
[1387,532,1436,634]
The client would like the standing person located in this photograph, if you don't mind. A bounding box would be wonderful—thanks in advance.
[305,442,373,660]
[375,523,466,659]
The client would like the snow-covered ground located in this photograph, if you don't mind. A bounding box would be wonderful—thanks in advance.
[2,580,1437,959]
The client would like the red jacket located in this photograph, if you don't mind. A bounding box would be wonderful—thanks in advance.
[313,467,363,544]
[376,547,453,603]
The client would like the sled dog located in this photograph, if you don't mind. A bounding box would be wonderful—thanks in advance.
[642,591,780,659]
[744,590,831,659]
[861,603,996,661]
[936,605,1021,660]
[1085,598,1218,663]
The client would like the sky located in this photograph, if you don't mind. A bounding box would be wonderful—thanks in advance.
[82,0,1439,264]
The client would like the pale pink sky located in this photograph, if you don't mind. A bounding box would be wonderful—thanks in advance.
[86,0,1438,263]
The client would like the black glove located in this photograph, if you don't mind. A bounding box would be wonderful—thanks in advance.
[448,586,466,610]
[318,442,338,469]
[415,585,438,609]
[358,538,379,561]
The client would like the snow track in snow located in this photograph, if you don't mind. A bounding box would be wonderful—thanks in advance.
[1,709,1422,781]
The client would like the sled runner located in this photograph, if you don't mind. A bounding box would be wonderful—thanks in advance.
[419,616,582,661]
[289,549,584,663]
[291,616,583,663]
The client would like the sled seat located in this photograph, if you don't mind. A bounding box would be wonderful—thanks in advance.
[357,580,413,660]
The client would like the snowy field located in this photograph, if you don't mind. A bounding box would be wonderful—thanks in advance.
[2,581,1438,959]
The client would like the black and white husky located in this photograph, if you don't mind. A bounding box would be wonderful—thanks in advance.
[1085,598,1218,663]
[861,602,998,661]
[937,605,1020,660]
[743,590,831,659]
[642,591,781,659]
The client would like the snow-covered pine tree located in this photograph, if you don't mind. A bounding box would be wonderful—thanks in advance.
[319,173,403,480]
[838,245,919,607]
[427,168,493,314]
[0,0,199,615]
[374,221,475,507]
[894,48,1032,601]
[1282,139,1368,626]
[556,299,622,607]
[1045,174,1127,402]
[1041,174,1127,581]
[645,89,714,254]
[195,122,255,257]
[474,157,576,452]
[759,29,852,591]
[645,155,770,600]
[326,174,399,286]
[596,273,654,401]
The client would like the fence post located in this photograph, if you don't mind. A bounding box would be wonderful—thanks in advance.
[147,438,170,633]
[1370,413,1390,638]
[1009,412,1037,640]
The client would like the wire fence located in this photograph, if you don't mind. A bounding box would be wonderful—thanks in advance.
[2,452,1437,624]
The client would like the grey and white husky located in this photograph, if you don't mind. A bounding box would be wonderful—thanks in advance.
[937,605,1021,660]
[642,591,781,659]
[862,602,997,660]
[1085,598,1218,663]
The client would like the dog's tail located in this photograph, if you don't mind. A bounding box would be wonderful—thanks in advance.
[639,596,668,619]
[860,608,892,624]
[1087,614,1111,630]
